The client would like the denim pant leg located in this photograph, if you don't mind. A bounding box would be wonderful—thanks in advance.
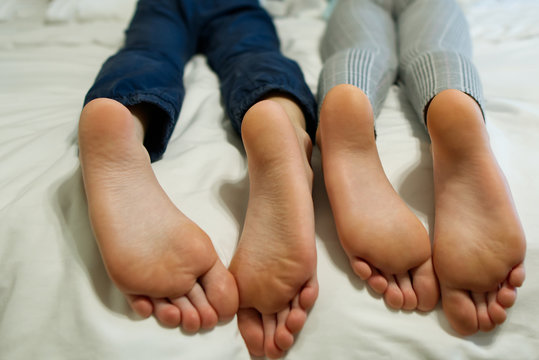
[197,0,318,140]
[84,0,198,162]
[84,0,317,159]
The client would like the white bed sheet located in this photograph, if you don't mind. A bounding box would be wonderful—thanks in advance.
[1,1,538,359]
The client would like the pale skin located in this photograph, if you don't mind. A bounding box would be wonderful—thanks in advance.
[317,85,439,312]
[78,98,239,331]
[79,79,524,358]
[229,96,318,359]
[78,95,318,357]
[427,89,525,335]
[317,84,526,335]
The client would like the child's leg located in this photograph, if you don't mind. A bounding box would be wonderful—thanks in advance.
[317,0,438,311]
[397,0,526,335]
[200,1,318,357]
[79,0,238,332]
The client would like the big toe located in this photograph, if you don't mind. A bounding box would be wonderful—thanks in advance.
[200,260,239,321]
[441,285,478,336]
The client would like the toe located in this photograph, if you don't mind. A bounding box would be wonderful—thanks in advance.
[508,263,525,288]
[299,276,319,311]
[200,260,239,321]
[238,309,265,357]
[367,268,389,294]
[497,280,517,308]
[487,290,507,325]
[186,283,218,329]
[396,273,418,310]
[275,307,294,351]
[152,298,181,327]
[126,295,153,318]
[171,296,201,333]
[351,257,372,280]
[441,285,478,336]
[472,292,495,332]
[287,295,307,334]
[384,274,404,309]
[411,259,439,312]
[263,314,284,359]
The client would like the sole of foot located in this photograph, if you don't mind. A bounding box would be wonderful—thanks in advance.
[427,89,526,335]
[318,84,439,311]
[78,98,239,332]
[229,99,318,358]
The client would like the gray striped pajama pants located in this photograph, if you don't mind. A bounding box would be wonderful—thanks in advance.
[318,0,483,126]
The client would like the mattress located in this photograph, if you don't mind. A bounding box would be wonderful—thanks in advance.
[1,0,538,359]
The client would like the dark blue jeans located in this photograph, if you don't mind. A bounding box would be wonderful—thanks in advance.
[84,0,317,162]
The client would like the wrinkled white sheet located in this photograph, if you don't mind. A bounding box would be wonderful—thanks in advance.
[1,1,538,359]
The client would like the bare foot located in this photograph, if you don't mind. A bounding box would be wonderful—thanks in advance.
[318,84,439,311]
[78,98,238,332]
[428,89,526,335]
[229,99,318,358]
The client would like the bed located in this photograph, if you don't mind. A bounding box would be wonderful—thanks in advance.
[1,0,538,358]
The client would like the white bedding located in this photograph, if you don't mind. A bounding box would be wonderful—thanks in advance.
[1,0,538,359]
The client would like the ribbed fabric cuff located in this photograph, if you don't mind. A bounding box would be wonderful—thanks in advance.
[402,50,484,124]
[318,48,397,119]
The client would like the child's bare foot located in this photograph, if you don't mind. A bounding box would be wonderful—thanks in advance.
[78,98,238,332]
[318,84,439,311]
[428,89,526,335]
[229,99,318,358]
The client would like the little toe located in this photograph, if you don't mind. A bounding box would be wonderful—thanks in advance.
[508,263,525,288]
[384,275,404,309]
[497,280,517,308]
[152,298,181,327]
[441,285,478,336]
[263,314,284,359]
[186,283,218,329]
[367,268,389,294]
[396,273,418,310]
[487,290,507,325]
[350,257,372,280]
[171,296,201,333]
[200,260,239,321]
[472,292,495,332]
[275,307,294,351]
[299,276,319,311]
[287,295,307,334]
[126,295,153,318]
[237,309,264,357]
